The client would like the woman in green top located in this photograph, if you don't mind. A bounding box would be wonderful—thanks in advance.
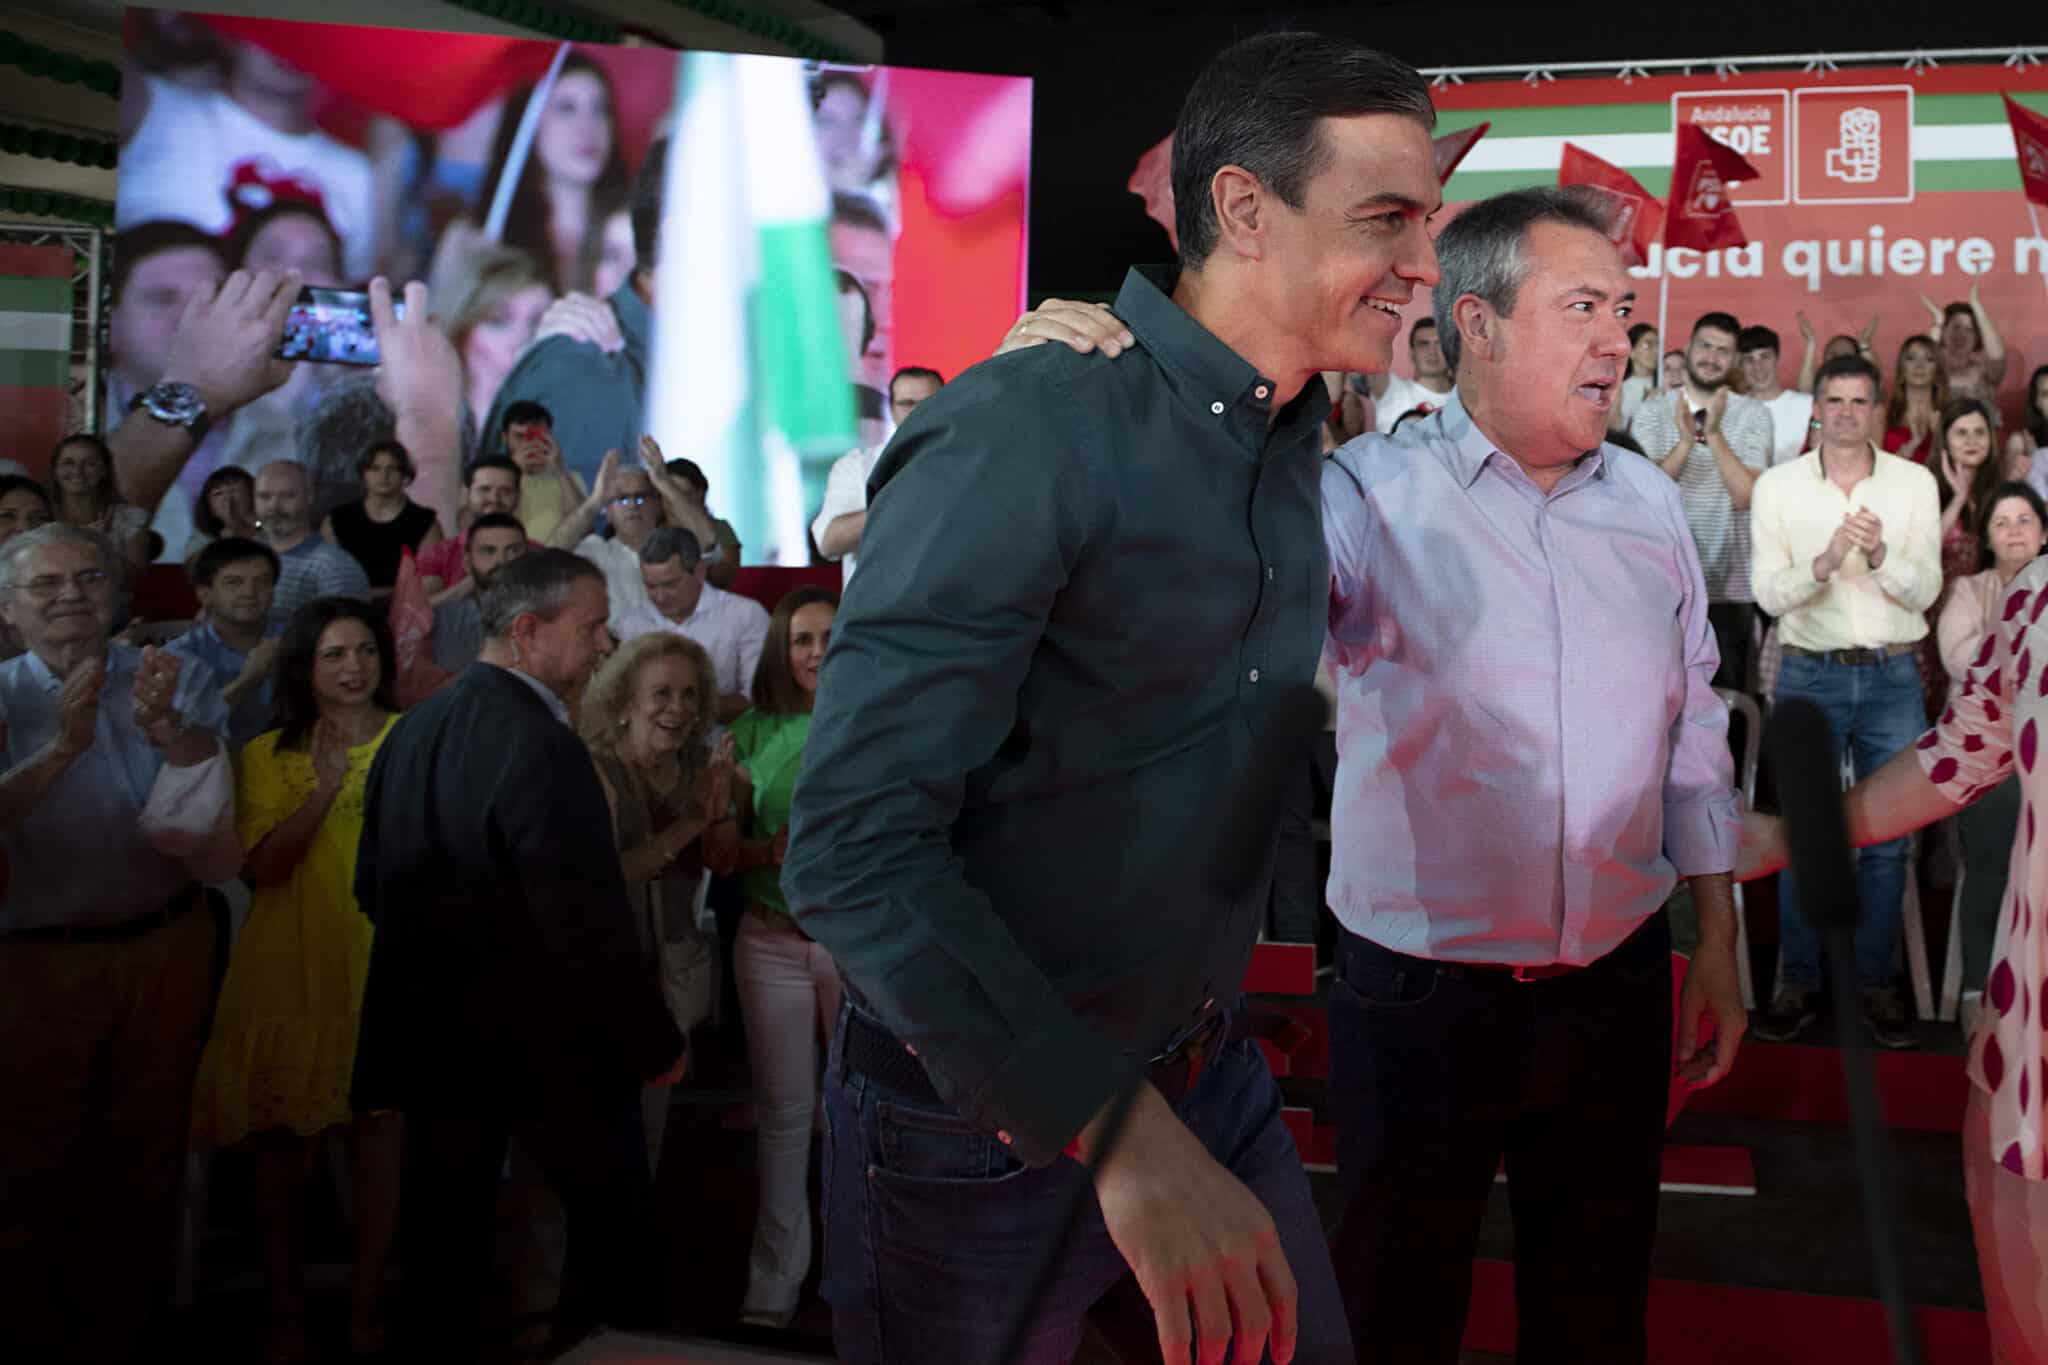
[711,585,838,1328]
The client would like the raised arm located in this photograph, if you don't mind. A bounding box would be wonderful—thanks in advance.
[547,449,621,550]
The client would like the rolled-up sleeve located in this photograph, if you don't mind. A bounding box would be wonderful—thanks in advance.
[1872,464,1944,614]
[1663,492,1739,875]
[1750,467,1828,617]
[781,380,1125,1167]
[1321,446,1380,671]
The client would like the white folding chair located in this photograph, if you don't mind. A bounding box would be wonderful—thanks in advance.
[1938,870,1966,1022]
[1715,687,1763,1009]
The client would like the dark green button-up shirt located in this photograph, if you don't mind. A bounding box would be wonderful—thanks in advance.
[782,266,1330,1166]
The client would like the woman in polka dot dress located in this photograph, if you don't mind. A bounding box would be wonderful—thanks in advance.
[1746,553,2048,1362]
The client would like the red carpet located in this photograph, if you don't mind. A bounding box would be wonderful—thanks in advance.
[1685,1042,1970,1134]
[1463,1258,1988,1364]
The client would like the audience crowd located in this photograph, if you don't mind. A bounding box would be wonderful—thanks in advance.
[3,131,2045,1357]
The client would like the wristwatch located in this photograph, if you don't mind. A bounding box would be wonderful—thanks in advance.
[127,381,211,444]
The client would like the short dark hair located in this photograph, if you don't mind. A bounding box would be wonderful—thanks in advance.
[831,191,889,236]
[192,466,255,538]
[478,547,605,639]
[1737,325,1780,356]
[638,525,702,570]
[1408,317,1437,342]
[225,200,343,278]
[466,511,526,540]
[888,366,944,399]
[190,535,280,589]
[1815,352,1882,398]
[110,221,224,308]
[1172,33,1434,270]
[466,456,521,487]
[0,474,52,517]
[1627,322,1658,347]
[500,400,554,434]
[752,586,838,715]
[1431,185,1610,373]
[632,137,668,273]
[357,439,414,481]
[269,598,400,751]
[1691,312,1741,343]
[1978,481,2048,570]
[665,457,708,495]
[835,269,875,353]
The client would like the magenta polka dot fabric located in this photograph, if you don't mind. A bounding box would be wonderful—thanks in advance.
[1923,557,2048,1181]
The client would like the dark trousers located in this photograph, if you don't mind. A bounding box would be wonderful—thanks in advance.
[398,1097,660,1359]
[1707,602,1754,694]
[1329,913,1672,1365]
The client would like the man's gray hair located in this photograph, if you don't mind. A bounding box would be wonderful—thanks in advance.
[479,548,606,639]
[637,526,702,571]
[297,377,396,524]
[0,522,112,585]
[1431,185,1614,373]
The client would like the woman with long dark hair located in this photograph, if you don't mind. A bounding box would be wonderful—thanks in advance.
[1882,335,1949,465]
[190,597,403,1362]
[708,585,839,1328]
[478,54,631,297]
[1923,398,2007,716]
[2011,364,2048,492]
[48,434,149,569]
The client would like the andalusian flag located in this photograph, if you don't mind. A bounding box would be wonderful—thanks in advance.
[0,245,73,469]
[646,51,855,565]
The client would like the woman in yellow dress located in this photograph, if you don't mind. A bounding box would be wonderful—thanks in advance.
[190,597,402,1363]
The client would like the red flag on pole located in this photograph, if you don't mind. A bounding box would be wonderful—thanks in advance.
[2003,94,2048,208]
[1433,122,1489,185]
[1558,142,1664,268]
[1664,124,1759,252]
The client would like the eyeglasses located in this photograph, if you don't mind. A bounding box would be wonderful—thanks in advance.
[7,569,110,600]
[611,494,653,507]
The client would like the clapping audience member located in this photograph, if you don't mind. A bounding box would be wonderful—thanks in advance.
[2012,365,2048,492]
[416,457,524,600]
[186,465,260,563]
[707,586,839,1330]
[659,456,742,589]
[550,440,717,635]
[321,440,445,597]
[1615,323,1659,433]
[1925,282,2007,405]
[0,523,239,1364]
[257,460,372,630]
[353,549,684,1356]
[0,477,52,660]
[1925,398,2006,713]
[190,598,403,1363]
[580,633,730,1170]
[1932,481,2047,1028]
[616,527,767,723]
[51,434,151,570]
[431,511,527,672]
[1883,335,1949,466]
[168,537,283,749]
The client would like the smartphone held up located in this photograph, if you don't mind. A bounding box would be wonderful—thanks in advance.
[277,287,397,366]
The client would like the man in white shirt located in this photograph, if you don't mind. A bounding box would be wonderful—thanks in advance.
[1748,352,1942,1050]
[616,527,768,721]
[549,451,711,637]
[1630,311,1774,692]
[1365,316,1454,432]
[1738,325,1815,467]
[814,366,946,581]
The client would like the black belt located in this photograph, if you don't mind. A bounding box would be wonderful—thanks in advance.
[2,883,205,944]
[842,1005,1245,1112]
[1781,642,1916,666]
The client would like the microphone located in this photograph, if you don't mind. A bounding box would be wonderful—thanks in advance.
[1764,697,1924,1365]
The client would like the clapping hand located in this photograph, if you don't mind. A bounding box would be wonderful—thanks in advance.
[1795,310,1816,344]
[589,449,624,507]
[1919,291,1944,326]
[638,434,679,492]
[1843,508,1886,561]
[310,717,351,795]
[1702,387,1729,436]
[131,646,186,747]
[1940,446,1963,501]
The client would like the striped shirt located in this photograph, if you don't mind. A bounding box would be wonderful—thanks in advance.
[1630,389,1774,604]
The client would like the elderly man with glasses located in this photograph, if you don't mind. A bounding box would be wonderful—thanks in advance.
[0,522,241,1362]
[549,438,720,638]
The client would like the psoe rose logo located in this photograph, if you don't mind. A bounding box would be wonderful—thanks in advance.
[1825,108,1884,184]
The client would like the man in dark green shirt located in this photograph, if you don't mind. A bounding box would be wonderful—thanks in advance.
[783,31,1442,1365]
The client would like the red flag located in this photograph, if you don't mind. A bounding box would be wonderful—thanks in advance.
[1433,122,1489,185]
[1664,124,1759,253]
[190,14,560,132]
[388,548,454,708]
[1558,142,1665,268]
[1127,132,1177,249]
[2004,94,2048,208]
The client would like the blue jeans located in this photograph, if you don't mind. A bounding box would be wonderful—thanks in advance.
[821,1002,1353,1365]
[1773,650,1925,990]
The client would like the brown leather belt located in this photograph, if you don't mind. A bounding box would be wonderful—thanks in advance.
[1781,642,1917,666]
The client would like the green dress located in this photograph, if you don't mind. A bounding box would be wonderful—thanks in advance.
[728,708,810,916]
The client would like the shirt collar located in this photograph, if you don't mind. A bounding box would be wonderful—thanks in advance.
[1115,265,1333,444]
[1435,391,1608,491]
[610,282,652,361]
[497,663,571,726]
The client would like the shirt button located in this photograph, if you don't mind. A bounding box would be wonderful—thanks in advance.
[1265,566,1275,581]
[1248,668,1260,683]
[1254,385,1270,400]
[996,1130,1014,1146]
[1210,401,1226,415]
